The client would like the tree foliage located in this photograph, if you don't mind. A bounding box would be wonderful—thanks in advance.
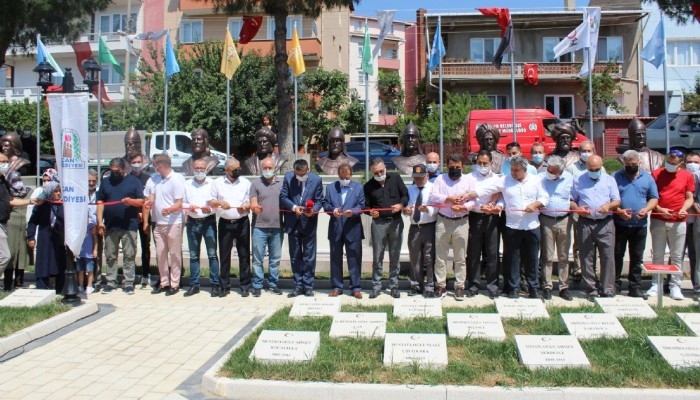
[377,70,404,115]
[644,0,698,24]
[577,62,627,115]
[683,75,700,111]
[0,0,110,66]
[298,67,351,147]
[0,99,52,154]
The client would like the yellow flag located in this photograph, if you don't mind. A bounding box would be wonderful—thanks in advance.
[287,23,305,77]
[220,28,240,80]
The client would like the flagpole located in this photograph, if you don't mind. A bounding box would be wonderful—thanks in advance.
[510,55,517,142]
[97,73,103,179]
[661,18,670,153]
[36,87,41,184]
[163,76,169,152]
[587,48,594,142]
[294,76,298,160]
[438,16,444,166]
[226,79,231,157]
[365,71,369,181]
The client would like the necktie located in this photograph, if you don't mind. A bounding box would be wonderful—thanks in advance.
[413,187,422,223]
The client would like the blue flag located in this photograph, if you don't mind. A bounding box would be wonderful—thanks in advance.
[37,35,64,78]
[641,17,665,69]
[427,22,445,73]
[165,34,180,77]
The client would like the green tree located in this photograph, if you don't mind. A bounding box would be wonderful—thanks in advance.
[340,89,367,134]
[377,70,404,117]
[682,74,700,111]
[577,62,627,115]
[0,99,52,154]
[644,0,698,24]
[298,67,351,147]
[0,0,110,66]
[198,0,361,170]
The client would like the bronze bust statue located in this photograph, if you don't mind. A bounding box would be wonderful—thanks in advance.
[546,122,580,170]
[121,127,151,175]
[392,122,426,175]
[475,123,507,174]
[181,128,220,175]
[315,126,358,175]
[244,127,287,175]
[1,132,30,175]
[620,118,664,173]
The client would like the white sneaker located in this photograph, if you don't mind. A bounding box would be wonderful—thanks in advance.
[670,286,685,301]
[86,287,95,295]
[646,284,658,297]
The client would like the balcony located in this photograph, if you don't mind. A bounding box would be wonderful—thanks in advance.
[378,57,400,70]
[435,62,621,82]
[2,84,126,103]
[378,114,398,126]
[179,0,216,15]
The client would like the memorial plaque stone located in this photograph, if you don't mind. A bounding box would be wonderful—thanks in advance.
[329,312,387,339]
[393,298,443,319]
[676,313,700,336]
[515,335,591,370]
[249,330,321,363]
[495,298,549,319]
[383,333,448,369]
[647,336,700,370]
[289,297,341,318]
[595,297,657,319]
[446,313,506,341]
[0,289,56,308]
[561,313,628,339]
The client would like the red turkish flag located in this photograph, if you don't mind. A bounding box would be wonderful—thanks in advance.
[524,64,539,85]
[477,8,510,37]
[692,3,700,24]
[71,41,111,106]
[239,16,263,44]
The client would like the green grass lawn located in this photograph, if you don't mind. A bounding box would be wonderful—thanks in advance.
[221,304,700,388]
[0,292,71,338]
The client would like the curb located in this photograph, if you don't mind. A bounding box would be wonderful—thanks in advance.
[0,301,99,356]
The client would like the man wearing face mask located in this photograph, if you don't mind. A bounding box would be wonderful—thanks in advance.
[209,158,251,298]
[323,163,365,298]
[426,152,441,182]
[500,142,537,176]
[538,156,574,301]
[619,118,664,173]
[684,152,700,300]
[648,150,695,300]
[249,157,285,297]
[280,159,324,297]
[182,159,219,297]
[96,158,145,294]
[571,155,621,301]
[613,150,658,299]
[364,158,408,298]
[428,154,475,300]
[530,142,547,173]
[130,153,152,288]
[463,150,503,299]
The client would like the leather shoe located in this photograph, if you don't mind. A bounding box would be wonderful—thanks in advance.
[165,287,179,296]
[508,290,519,299]
[304,290,315,297]
[466,289,478,298]
[152,286,168,295]
[454,288,465,301]
[587,292,599,302]
[329,289,342,297]
[559,289,573,301]
[369,289,381,299]
[241,289,250,297]
[220,288,230,298]
[408,286,421,296]
[211,286,220,297]
[352,291,363,299]
[288,288,304,298]
[629,288,648,300]
[390,288,400,298]
[269,287,283,295]
[542,289,552,300]
[488,290,499,299]
[184,286,200,297]
[424,290,435,298]
[528,289,541,299]
[252,288,261,297]
[435,287,446,298]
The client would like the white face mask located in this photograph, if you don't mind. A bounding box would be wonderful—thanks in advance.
[194,171,206,180]
[262,170,275,179]
[686,163,700,174]
[546,172,559,180]
[11,181,24,190]
[580,152,590,162]
[296,174,308,182]
[426,163,439,173]
[374,174,386,182]
[665,161,679,173]
[131,163,143,172]
[0,163,9,175]
[339,179,351,187]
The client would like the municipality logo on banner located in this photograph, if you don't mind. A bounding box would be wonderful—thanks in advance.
[61,129,86,168]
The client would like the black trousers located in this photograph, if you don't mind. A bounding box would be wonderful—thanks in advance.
[614,224,647,291]
[218,217,251,290]
[407,222,435,291]
[502,226,540,293]
[139,218,151,278]
[466,212,500,293]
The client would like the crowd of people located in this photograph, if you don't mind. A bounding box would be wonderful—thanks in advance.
[0,120,699,304]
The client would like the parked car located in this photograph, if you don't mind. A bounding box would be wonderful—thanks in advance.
[617,112,700,154]
[317,140,400,172]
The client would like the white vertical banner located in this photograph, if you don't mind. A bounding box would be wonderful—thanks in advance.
[47,93,89,255]
[579,7,601,77]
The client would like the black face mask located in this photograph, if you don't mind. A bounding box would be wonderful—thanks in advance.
[624,165,639,175]
[110,173,123,182]
[228,170,240,180]
[448,167,462,179]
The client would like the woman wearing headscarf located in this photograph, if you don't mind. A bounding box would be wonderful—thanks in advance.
[2,172,31,290]
[27,181,66,292]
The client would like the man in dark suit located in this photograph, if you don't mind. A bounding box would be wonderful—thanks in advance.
[323,163,365,298]
[280,159,324,297]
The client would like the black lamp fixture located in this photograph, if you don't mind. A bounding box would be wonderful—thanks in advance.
[33,60,55,93]
[33,57,101,95]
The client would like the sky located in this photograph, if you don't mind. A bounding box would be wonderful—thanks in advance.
[354,0,590,22]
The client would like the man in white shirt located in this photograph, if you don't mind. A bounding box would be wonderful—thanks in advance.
[470,156,549,299]
[209,158,251,298]
[183,159,219,297]
[143,154,186,296]
[403,164,437,297]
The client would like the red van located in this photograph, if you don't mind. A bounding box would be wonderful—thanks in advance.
[465,109,588,159]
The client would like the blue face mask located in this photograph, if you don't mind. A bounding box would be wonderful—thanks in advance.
[476,166,491,176]
[531,154,544,164]
[587,170,601,180]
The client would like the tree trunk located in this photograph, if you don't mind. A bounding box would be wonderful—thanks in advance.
[273,11,293,172]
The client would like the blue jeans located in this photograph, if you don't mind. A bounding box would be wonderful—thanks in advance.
[186,216,219,287]
[252,227,283,289]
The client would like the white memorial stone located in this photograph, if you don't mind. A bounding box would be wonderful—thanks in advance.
[561,313,628,340]
[329,312,387,339]
[647,336,700,370]
[515,335,591,370]
[383,333,448,369]
[676,313,700,336]
[0,289,56,308]
[289,297,341,318]
[595,297,657,319]
[393,298,443,319]
[446,313,506,341]
[495,298,549,319]
[249,330,320,363]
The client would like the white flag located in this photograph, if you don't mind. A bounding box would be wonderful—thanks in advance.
[579,7,601,77]
[47,94,89,256]
[372,10,396,60]
[553,19,590,59]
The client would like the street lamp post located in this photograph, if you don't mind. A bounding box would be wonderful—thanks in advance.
[33,59,101,306]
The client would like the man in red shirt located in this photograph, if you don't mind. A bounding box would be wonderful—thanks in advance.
[648,150,696,300]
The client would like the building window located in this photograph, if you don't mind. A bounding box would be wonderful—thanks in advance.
[386,24,394,36]
[488,95,509,109]
[542,37,573,62]
[180,20,203,44]
[358,45,364,58]
[378,100,398,116]
[99,13,137,34]
[268,15,303,40]
[597,37,623,62]
[228,18,243,41]
[381,48,398,59]
[352,21,363,32]
[470,38,508,63]
[667,40,700,66]
[545,95,574,120]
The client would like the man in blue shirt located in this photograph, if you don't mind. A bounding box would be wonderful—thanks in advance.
[613,150,658,299]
